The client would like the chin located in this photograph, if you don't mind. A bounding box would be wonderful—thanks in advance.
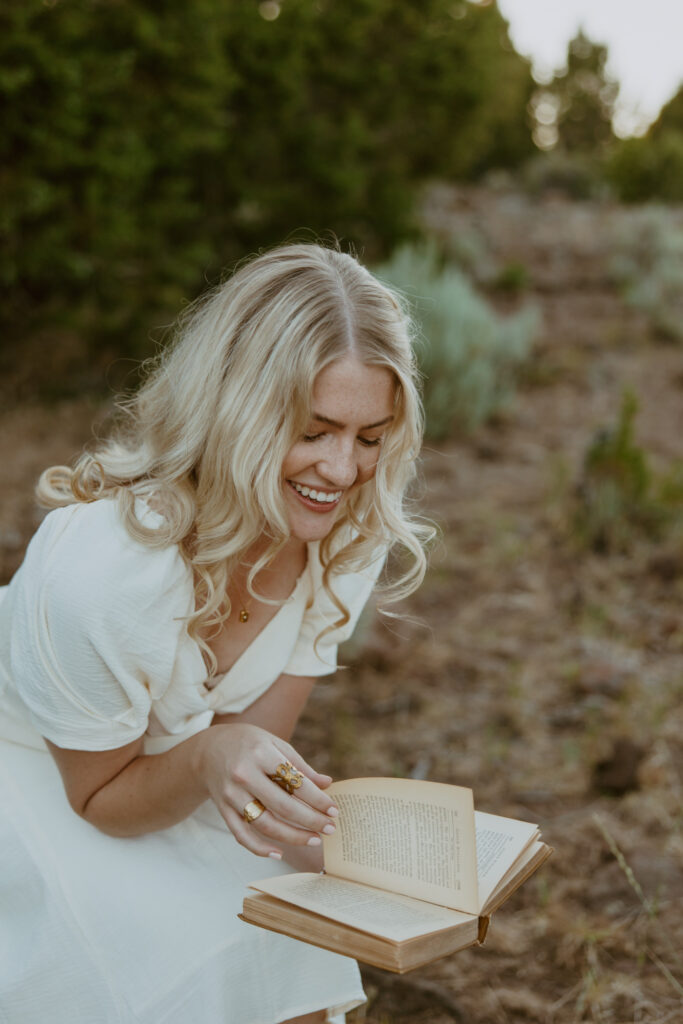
[285,499,344,544]
[288,518,338,544]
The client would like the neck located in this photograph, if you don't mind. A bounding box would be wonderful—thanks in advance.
[240,534,307,571]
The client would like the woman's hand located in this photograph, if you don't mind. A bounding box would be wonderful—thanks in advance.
[197,722,338,858]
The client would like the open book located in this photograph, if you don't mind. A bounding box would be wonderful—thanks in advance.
[241,777,552,973]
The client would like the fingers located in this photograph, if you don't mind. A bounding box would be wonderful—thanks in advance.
[230,765,336,836]
[266,777,337,830]
[206,725,340,857]
[222,793,328,858]
[271,743,338,813]
[233,738,337,828]
[223,805,284,858]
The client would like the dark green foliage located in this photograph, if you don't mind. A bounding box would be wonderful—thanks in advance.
[1,0,534,399]
[574,391,681,553]
[491,261,529,293]
[1,0,235,375]
[650,84,683,137]
[605,132,683,204]
[532,29,618,154]
[604,84,683,204]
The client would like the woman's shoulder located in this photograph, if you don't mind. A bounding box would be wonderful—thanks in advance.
[20,498,192,615]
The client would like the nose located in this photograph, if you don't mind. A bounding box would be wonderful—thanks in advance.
[317,437,358,489]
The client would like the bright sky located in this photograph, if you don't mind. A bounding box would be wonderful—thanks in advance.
[496,0,683,136]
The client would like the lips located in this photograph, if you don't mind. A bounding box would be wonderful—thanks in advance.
[287,480,343,511]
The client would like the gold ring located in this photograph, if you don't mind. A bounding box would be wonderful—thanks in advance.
[243,798,266,824]
[269,760,305,795]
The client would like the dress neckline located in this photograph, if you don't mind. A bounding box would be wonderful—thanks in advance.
[133,496,315,692]
[202,556,311,691]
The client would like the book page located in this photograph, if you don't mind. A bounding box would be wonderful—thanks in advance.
[475,811,539,910]
[481,839,551,915]
[323,778,479,915]
[249,873,475,942]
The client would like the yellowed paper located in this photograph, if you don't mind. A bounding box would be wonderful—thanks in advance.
[474,811,539,910]
[249,873,475,942]
[323,778,479,915]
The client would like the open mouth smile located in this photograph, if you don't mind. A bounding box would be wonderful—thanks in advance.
[287,480,343,510]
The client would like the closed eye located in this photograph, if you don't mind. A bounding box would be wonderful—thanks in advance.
[302,432,383,447]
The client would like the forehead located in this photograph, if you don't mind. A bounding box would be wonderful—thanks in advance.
[311,357,395,421]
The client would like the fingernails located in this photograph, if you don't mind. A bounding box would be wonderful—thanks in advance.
[322,824,336,835]
[307,836,322,847]
[327,806,339,817]
[268,851,283,860]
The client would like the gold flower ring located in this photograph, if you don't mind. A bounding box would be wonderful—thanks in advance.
[270,760,305,795]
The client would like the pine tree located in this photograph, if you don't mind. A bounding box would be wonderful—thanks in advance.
[534,28,618,152]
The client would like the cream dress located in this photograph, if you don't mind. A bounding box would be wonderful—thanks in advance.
[0,499,382,1024]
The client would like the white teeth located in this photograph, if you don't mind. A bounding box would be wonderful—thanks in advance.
[291,482,341,504]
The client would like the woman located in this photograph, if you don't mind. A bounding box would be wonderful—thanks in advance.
[0,244,431,1023]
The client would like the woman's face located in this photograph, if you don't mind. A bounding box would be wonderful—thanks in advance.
[282,356,395,543]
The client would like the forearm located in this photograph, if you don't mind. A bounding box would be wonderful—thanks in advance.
[80,730,213,838]
[49,675,329,849]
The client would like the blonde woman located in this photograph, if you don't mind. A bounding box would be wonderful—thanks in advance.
[0,244,430,1024]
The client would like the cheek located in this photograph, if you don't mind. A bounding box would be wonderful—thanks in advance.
[357,448,382,485]
[281,443,308,478]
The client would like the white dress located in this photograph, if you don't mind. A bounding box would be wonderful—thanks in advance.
[0,499,382,1024]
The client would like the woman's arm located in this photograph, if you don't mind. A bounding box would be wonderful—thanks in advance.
[45,674,336,857]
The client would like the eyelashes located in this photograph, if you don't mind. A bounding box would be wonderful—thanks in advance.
[302,433,382,448]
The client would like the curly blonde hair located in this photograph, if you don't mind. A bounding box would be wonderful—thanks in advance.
[38,243,432,671]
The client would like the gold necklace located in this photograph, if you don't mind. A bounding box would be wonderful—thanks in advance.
[234,577,252,623]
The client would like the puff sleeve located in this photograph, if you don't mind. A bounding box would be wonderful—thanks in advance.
[8,500,194,751]
[283,545,386,677]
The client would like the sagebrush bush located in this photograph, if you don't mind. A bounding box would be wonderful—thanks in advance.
[375,244,538,440]
[521,150,605,200]
[609,208,683,342]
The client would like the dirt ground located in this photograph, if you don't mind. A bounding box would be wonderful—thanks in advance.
[1,186,682,1022]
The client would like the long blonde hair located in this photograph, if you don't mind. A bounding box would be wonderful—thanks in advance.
[38,243,432,670]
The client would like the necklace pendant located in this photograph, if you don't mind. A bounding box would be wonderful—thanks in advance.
[239,609,250,623]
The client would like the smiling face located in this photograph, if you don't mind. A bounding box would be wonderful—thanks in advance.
[281,356,396,543]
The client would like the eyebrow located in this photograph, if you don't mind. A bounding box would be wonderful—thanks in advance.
[311,413,394,431]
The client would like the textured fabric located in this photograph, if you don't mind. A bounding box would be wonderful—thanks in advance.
[0,499,382,752]
[0,499,383,1023]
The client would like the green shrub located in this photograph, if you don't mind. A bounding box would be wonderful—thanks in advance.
[375,243,538,440]
[521,150,605,200]
[573,391,681,552]
[605,132,683,204]
[492,261,530,294]
[609,207,683,342]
